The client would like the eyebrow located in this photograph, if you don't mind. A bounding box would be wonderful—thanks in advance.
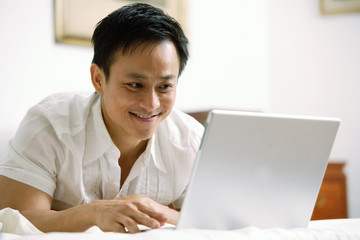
[126,73,177,81]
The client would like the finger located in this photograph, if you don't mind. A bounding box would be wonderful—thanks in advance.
[120,219,141,234]
[137,203,168,223]
[101,208,140,233]
[131,210,163,229]
[115,201,162,229]
[124,196,168,224]
[101,222,127,233]
[121,207,163,232]
[111,212,141,233]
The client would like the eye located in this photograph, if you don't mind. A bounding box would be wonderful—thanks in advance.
[159,84,173,91]
[126,82,143,89]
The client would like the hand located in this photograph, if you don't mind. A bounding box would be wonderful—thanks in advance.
[90,194,171,233]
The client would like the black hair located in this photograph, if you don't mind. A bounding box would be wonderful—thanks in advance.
[91,3,189,80]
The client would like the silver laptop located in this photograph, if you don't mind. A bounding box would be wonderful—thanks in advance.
[176,110,340,230]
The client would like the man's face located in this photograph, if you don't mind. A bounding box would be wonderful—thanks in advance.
[91,40,180,146]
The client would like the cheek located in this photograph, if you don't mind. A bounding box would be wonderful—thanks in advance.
[161,92,177,108]
[107,89,135,108]
[103,93,127,117]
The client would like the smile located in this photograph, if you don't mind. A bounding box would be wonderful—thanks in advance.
[131,112,159,120]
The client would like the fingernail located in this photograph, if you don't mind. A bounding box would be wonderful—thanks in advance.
[151,221,160,228]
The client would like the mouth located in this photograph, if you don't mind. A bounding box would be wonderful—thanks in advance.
[130,112,159,121]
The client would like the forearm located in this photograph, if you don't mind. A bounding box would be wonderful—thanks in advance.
[1,176,172,233]
[21,204,94,232]
[18,195,179,233]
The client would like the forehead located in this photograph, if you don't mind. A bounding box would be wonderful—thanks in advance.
[108,40,180,77]
[116,40,177,58]
[112,40,179,64]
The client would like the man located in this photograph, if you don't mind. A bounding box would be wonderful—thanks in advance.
[0,3,203,233]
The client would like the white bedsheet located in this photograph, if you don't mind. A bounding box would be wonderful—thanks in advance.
[1,208,359,240]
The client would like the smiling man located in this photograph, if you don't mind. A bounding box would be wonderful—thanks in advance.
[0,3,203,233]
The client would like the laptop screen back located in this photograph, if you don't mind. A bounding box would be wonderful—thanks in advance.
[177,110,340,230]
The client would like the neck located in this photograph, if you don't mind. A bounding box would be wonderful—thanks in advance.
[119,139,148,160]
[106,124,148,159]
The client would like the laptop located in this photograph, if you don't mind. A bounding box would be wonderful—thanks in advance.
[176,110,340,230]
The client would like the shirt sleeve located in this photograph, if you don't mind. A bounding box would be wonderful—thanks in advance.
[0,107,62,197]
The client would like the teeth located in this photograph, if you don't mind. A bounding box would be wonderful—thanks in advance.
[134,113,154,119]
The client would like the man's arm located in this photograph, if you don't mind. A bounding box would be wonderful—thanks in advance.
[0,175,179,233]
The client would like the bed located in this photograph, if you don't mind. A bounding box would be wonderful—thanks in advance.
[1,120,360,240]
[1,208,359,240]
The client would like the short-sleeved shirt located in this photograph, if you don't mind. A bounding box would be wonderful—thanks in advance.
[0,92,204,210]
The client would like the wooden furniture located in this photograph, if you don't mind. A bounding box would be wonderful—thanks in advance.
[187,111,209,125]
[311,162,347,220]
[187,110,348,220]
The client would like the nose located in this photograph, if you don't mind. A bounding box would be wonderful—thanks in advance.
[139,88,160,111]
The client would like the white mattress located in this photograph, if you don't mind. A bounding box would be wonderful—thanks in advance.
[1,208,359,240]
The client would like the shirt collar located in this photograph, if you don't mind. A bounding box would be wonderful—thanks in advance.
[151,132,167,173]
[83,94,120,164]
[124,132,167,185]
[83,93,167,174]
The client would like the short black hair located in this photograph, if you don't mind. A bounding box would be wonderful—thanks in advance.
[91,3,189,80]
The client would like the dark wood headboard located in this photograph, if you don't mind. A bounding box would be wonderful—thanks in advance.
[186,111,210,126]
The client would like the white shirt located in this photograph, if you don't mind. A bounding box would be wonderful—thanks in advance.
[0,92,204,210]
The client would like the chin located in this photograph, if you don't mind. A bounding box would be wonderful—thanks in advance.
[136,130,157,141]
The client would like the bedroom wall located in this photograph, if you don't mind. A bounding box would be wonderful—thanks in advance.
[0,0,94,131]
[0,0,359,218]
[267,0,360,218]
[176,0,268,112]
[0,0,268,129]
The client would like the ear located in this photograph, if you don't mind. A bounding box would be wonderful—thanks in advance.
[90,64,106,95]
